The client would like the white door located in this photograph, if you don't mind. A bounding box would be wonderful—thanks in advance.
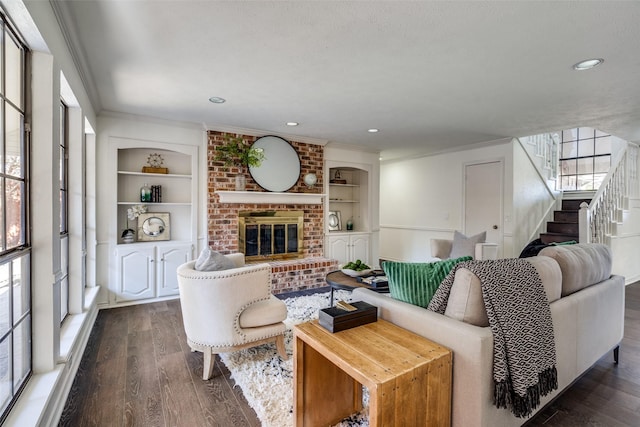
[464,161,503,255]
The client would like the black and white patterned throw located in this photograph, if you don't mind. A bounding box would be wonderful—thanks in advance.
[428,259,558,418]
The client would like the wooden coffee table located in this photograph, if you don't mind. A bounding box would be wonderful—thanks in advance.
[293,319,452,427]
[325,270,389,306]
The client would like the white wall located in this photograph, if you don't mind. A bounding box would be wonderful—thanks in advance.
[612,197,640,283]
[379,139,513,261]
[95,113,206,305]
[610,143,640,284]
[512,139,559,255]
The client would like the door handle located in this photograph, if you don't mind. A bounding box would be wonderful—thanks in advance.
[493,225,498,230]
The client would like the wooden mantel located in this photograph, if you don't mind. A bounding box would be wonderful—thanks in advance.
[216,190,325,205]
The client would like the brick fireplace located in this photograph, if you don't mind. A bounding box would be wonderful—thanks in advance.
[207,131,338,293]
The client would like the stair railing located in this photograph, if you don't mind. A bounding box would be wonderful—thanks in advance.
[579,143,639,243]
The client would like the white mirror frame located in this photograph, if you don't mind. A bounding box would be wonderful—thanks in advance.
[249,135,301,192]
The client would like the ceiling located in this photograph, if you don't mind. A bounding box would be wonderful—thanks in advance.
[52,1,640,160]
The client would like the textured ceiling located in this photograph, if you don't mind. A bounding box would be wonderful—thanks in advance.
[53,1,640,159]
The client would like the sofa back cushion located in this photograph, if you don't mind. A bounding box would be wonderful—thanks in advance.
[444,256,562,327]
[538,243,612,296]
[382,257,471,308]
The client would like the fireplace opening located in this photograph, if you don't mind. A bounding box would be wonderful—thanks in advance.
[239,210,304,261]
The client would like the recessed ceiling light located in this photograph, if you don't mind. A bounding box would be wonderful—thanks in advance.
[208,96,226,104]
[286,122,299,126]
[572,58,604,71]
[368,128,379,133]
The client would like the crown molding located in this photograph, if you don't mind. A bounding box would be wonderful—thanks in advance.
[50,0,102,112]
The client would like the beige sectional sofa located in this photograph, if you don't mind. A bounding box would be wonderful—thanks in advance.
[353,243,625,427]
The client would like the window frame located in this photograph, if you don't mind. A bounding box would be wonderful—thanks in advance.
[59,100,69,322]
[558,127,612,191]
[0,8,31,423]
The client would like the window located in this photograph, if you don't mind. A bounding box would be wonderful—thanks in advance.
[60,101,69,321]
[0,11,30,422]
[559,127,611,191]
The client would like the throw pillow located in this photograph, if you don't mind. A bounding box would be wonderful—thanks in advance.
[194,248,236,271]
[449,231,486,259]
[382,256,471,308]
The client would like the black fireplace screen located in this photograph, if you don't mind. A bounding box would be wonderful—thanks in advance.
[239,211,304,261]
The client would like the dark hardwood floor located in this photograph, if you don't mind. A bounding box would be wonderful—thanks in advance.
[60,283,640,426]
[59,299,260,427]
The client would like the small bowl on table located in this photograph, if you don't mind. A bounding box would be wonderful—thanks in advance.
[341,268,373,277]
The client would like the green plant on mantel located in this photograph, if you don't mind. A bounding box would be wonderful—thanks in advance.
[214,134,265,169]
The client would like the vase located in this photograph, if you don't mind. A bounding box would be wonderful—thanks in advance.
[140,183,152,202]
[122,229,135,244]
[235,174,246,191]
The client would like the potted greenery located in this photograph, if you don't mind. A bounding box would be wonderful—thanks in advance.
[214,134,265,190]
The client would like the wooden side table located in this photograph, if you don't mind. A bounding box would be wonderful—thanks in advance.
[294,319,452,427]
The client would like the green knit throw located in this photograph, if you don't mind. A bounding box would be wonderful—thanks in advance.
[382,256,472,308]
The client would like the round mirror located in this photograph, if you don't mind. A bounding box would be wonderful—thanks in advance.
[249,135,301,192]
[142,216,166,237]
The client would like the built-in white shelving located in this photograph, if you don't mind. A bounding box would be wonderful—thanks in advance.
[110,138,198,304]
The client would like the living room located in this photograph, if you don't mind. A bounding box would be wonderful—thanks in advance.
[3,1,640,425]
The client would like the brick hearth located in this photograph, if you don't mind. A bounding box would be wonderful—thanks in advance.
[207,131,337,294]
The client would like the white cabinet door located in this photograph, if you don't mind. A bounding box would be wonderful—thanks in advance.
[157,244,192,297]
[326,233,370,266]
[116,246,156,302]
[350,234,370,265]
[327,234,350,266]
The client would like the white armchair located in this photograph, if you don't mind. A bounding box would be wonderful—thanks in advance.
[176,253,288,380]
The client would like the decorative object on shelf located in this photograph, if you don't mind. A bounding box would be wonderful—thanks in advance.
[121,229,135,244]
[122,204,148,243]
[137,212,170,242]
[142,152,169,174]
[346,218,354,231]
[140,183,152,202]
[147,185,162,202]
[249,135,300,192]
[214,134,265,191]
[328,210,341,231]
[214,134,266,169]
[330,169,346,184]
[235,174,246,191]
[303,172,317,188]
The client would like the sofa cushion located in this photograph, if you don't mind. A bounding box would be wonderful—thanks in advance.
[382,257,471,308]
[527,256,563,303]
[449,231,486,259]
[444,256,562,326]
[444,267,489,326]
[538,243,612,296]
[194,248,236,271]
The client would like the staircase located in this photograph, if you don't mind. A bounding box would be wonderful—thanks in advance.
[540,198,591,244]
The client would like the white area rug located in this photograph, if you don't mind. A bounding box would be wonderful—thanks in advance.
[219,290,369,427]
